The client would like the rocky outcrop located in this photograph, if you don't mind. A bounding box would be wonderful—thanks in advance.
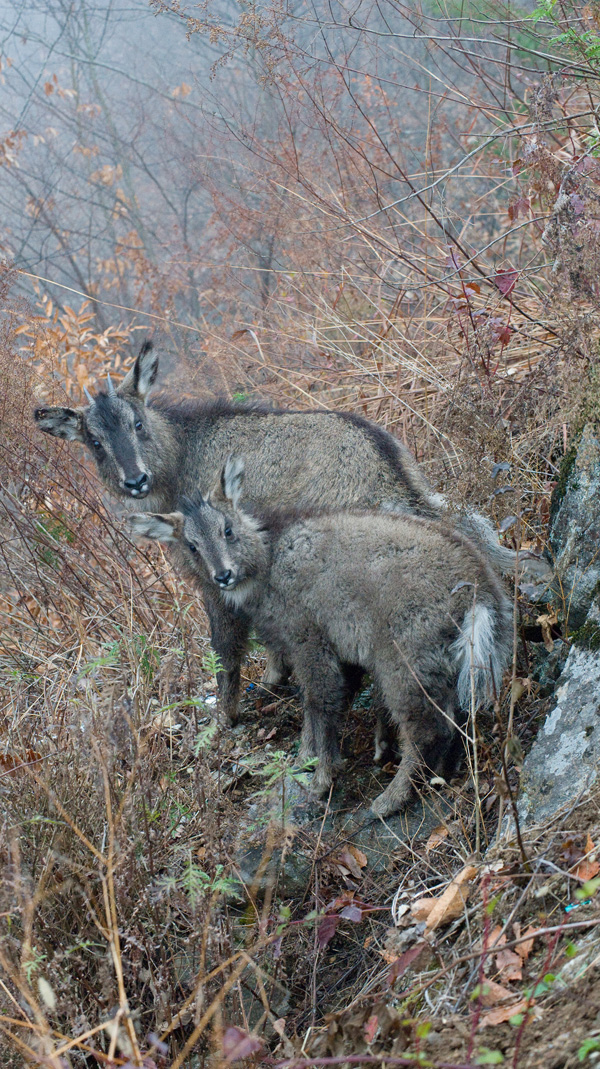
[517,602,600,826]
[514,424,600,827]
[549,423,600,629]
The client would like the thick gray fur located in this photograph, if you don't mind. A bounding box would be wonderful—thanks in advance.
[35,340,520,723]
[130,458,513,816]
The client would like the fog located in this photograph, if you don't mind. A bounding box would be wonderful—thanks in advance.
[0,0,530,349]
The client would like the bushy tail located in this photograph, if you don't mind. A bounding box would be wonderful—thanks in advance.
[451,509,518,575]
[429,494,553,579]
[452,601,512,711]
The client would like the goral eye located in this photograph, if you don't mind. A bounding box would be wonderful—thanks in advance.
[188,543,197,554]
[135,420,143,431]
[92,439,102,450]
[224,525,233,539]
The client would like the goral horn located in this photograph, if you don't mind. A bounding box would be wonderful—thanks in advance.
[106,373,115,395]
[83,386,94,404]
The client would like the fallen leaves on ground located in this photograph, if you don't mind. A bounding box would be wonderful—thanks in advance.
[334,845,368,880]
[410,865,478,932]
[572,833,600,883]
[479,979,515,1006]
[363,1014,379,1045]
[387,942,429,985]
[221,1026,263,1062]
[0,749,42,775]
[487,925,522,982]
[425,824,449,853]
[476,978,533,1029]
[495,947,522,982]
[411,897,437,922]
[317,892,375,948]
[513,923,540,963]
[479,998,531,1029]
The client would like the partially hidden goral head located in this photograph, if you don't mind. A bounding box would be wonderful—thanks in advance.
[128,456,269,607]
[34,340,159,500]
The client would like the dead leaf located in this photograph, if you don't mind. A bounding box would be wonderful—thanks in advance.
[256,726,277,740]
[260,702,281,714]
[425,865,478,932]
[411,897,437,922]
[339,904,363,922]
[514,925,538,963]
[425,824,449,854]
[505,735,524,768]
[496,948,522,982]
[337,846,365,880]
[479,979,515,1006]
[488,925,506,949]
[221,1026,263,1062]
[363,1014,379,1045]
[560,836,584,868]
[145,710,181,736]
[317,914,339,949]
[388,942,428,984]
[479,998,530,1029]
[493,773,510,799]
[494,269,518,296]
[511,678,526,703]
[536,610,558,653]
[573,833,600,883]
[0,751,42,776]
[348,845,368,868]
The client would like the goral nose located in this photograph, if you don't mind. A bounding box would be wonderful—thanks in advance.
[124,473,149,495]
[214,570,232,587]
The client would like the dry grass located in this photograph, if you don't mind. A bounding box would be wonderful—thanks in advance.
[3,3,600,1064]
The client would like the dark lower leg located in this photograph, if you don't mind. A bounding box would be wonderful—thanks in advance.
[295,648,346,796]
[203,589,250,726]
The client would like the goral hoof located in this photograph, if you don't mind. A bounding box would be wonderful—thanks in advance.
[371,791,409,818]
[309,772,333,799]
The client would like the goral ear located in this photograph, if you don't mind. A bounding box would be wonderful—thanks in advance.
[209,455,246,509]
[117,340,158,403]
[34,406,85,442]
[222,456,245,508]
[128,511,183,543]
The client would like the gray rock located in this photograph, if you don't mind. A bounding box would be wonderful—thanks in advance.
[550,424,600,628]
[529,638,568,697]
[336,796,452,870]
[235,774,452,895]
[507,426,600,831]
[517,633,600,826]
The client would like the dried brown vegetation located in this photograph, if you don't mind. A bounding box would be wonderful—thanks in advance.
[3,0,600,1065]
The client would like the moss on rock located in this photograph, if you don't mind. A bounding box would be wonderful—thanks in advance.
[570,618,600,651]
[549,441,579,526]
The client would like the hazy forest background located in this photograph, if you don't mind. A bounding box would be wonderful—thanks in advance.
[2,0,600,1065]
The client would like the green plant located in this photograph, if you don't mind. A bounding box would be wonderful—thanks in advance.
[161,855,242,907]
[133,633,159,682]
[23,947,47,984]
[76,640,121,678]
[576,877,600,900]
[475,1050,505,1066]
[201,648,223,677]
[580,1037,600,1061]
[194,717,220,753]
